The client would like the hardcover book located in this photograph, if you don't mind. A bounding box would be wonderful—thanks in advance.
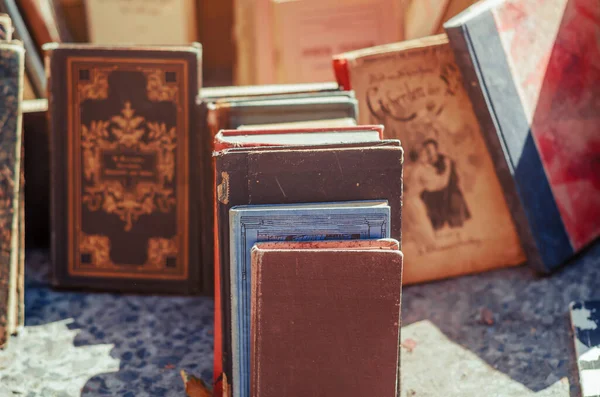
[214,141,403,393]
[0,41,24,347]
[272,0,403,84]
[333,34,525,284]
[22,99,49,248]
[569,301,600,397]
[85,0,197,45]
[46,44,205,294]
[250,239,403,397]
[444,0,600,272]
[230,201,391,397]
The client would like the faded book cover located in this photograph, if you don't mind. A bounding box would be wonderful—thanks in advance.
[214,141,403,394]
[570,301,600,397]
[445,0,600,272]
[251,240,402,397]
[86,0,197,45]
[0,41,24,347]
[334,35,525,284]
[230,201,391,397]
[272,0,403,84]
[46,44,204,294]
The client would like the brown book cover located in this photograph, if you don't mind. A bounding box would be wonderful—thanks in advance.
[333,34,526,285]
[46,43,205,294]
[214,141,403,392]
[250,239,403,397]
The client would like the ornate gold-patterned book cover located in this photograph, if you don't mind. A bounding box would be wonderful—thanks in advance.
[46,44,204,294]
[0,41,24,348]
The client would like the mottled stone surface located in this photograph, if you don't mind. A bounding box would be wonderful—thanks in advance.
[0,243,598,396]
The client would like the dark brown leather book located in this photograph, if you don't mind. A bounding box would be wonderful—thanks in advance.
[214,141,403,392]
[250,239,403,397]
[46,43,205,294]
[22,99,49,249]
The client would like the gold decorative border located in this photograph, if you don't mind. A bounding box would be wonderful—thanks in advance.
[67,57,189,280]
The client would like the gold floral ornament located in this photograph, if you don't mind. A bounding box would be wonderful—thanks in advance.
[81,101,177,231]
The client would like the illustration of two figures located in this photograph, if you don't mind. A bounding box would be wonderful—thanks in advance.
[405,139,471,253]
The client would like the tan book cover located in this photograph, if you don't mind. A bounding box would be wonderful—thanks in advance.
[404,0,450,40]
[85,0,198,45]
[334,35,526,284]
[271,0,403,84]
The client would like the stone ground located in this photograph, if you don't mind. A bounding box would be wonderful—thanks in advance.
[0,242,598,396]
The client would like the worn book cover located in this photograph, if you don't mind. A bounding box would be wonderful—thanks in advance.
[214,125,381,151]
[46,44,205,294]
[230,201,391,397]
[0,0,45,97]
[333,35,525,284]
[445,0,600,272]
[0,12,12,40]
[272,0,403,84]
[214,141,403,393]
[251,239,402,397]
[570,301,600,397]
[85,0,197,45]
[0,41,24,348]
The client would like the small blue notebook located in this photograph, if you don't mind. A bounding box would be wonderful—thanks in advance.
[229,200,390,397]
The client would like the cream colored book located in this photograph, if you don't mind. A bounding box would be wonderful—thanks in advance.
[334,35,526,284]
[86,0,197,45]
[272,0,403,84]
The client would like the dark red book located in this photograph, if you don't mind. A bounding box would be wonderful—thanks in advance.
[251,239,403,397]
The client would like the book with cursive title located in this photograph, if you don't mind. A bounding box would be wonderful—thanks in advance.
[445,0,600,272]
[46,43,205,294]
[333,34,526,284]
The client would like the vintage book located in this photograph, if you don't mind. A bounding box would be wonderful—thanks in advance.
[570,301,600,397]
[0,0,45,97]
[236,117,356,130]
[230,201,391,397]
[272,0,403,84]
[333,35,525,284]
[18,0,72,53]
[0,12,12,40]
[444,0,600,272]
[206,94,358,137]
[86,0,197,45]
[201,81,340,101]
[22,98,49,248]
[214,141,403,393]
[0,41,24,348]
[210,125,383,394]
[214,125,381,151]
[250,239,403,397]
[196,0,234,87]
[46,43,205,294]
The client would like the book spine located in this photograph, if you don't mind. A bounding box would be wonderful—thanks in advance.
[445,22,548,272]
[0,43,24,347]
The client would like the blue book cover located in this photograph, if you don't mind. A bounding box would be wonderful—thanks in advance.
[229,200,391,397]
